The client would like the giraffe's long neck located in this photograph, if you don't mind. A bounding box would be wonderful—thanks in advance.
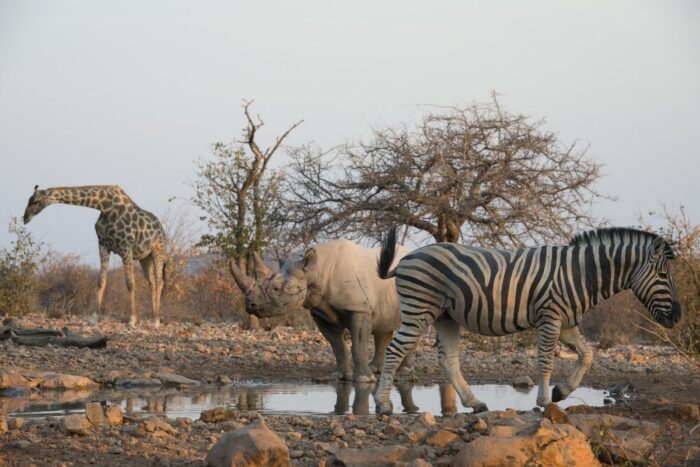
[45,186,132,212]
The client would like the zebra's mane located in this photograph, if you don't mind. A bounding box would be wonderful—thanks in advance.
[569,227,675,257]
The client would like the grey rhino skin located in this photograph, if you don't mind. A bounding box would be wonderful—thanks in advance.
[229,239,412,382]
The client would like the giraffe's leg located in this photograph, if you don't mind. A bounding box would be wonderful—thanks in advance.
[373,307,436,415]
[535,317,562,407]
[123,251,137,327]
[152,251,165,329]
[434,318,488,413]
[93,245,110,324]
[552,326,593,402]
[140,256,157,328]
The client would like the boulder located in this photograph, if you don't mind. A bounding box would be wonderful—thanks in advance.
[155,372,201,387]
[652,402,699,421]
[206,418,290,467]
[40,374,98,390]
[512,375,534,388]
[114,377,162,388]
[85,401,107,426]
[568,414,659,464]
[414,412,437,427]
[8,417,24,430]
[200,407,238,423]
[544,403,569,424]
[333,445,422,467]
[140,416,176,435]
[92,370,130,384]
[427,429,459,447]
[0,369,30,389]
[105,405,124,426]
[62,414,92,436]
[452,419,599,467]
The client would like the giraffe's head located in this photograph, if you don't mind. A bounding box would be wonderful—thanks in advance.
[23,185,50,224]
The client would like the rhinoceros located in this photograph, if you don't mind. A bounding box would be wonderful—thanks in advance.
[229,239,413,383]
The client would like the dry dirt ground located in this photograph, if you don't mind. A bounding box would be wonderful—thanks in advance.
[1,313,699,466]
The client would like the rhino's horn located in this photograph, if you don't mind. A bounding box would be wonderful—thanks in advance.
[230,259,255,295]
[252,251,273,280]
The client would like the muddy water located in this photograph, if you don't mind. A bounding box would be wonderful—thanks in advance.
[5,382,610,419]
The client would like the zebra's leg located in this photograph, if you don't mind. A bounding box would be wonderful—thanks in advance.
[552,326,593,402]
[535,318,562,407]
[434,318,488,413]
[374,310,434,415]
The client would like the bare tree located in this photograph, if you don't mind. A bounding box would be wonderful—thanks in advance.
[192,100,302,272]
[284,94,605,248]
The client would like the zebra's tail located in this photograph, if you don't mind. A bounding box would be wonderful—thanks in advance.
[378,226,398,279]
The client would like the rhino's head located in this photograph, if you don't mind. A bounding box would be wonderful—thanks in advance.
[229,251,310,318]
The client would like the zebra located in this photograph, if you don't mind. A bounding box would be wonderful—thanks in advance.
[373,226,681,414]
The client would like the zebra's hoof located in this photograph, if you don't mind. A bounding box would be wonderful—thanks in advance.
[552,385,565,402]
[375,402,393,415]
[472,402,489,414]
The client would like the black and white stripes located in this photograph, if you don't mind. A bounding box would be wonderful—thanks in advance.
[374,226,681,414]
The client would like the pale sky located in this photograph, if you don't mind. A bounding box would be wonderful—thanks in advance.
[1,0,698,264]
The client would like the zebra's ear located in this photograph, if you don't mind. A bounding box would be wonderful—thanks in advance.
[651,237,666,259]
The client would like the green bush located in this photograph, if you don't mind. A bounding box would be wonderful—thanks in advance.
[0,218,44,316]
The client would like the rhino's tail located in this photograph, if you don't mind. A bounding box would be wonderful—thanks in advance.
[378,226,398,279]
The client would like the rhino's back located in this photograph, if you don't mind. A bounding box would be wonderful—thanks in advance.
[312,240,408,330]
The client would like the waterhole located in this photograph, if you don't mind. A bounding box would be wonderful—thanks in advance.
[4,382,610,419]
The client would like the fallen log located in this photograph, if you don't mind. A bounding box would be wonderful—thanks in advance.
[9,331,108,349]
[0,325,63,340]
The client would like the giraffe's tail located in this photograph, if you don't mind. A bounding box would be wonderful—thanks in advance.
[161,260,168,298]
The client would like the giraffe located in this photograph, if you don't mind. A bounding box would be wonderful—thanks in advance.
[23,185,167,328]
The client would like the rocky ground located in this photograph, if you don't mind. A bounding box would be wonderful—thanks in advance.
[1,313,699,466]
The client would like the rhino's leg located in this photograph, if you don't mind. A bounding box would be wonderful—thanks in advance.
[312,314,352,381]
[434,318,488,413]
[369,332,392,374]
[333,382,352,414]
[349,312,375,383]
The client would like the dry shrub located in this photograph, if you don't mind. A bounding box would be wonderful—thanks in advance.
[36,252,96,318]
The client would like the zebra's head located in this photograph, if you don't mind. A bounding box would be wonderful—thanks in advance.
[629,236,681,329]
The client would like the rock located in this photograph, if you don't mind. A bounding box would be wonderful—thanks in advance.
[140,416,176,435]
[8,417,24,430]
[85,401,107,426]
[469,419,488,434]
[155,372,201,387]
[105,405,124,426]
[414,412,437,427]
[0,369,30,389]
[40,374,98,390]
[608,380,633,396]
[653,402,699,421]
[512,375,534,388]
[333,445,422,467]
[114,377,162,388]
[93,370,130,384]
[0,416,8,433]
[206,418,290,467]
[452,419,599,467]
[489,425,519,437]
[406,430,427,443]
[408,461,432,467]
[218,375,232,384]
[332,424,346,437]
[426,429,458,447]
[200,407,238,423]
[568,414,659,464]
[9,439,31,449]
[286,431,302,441]
[544,403,569,424]
[62,414,92,436]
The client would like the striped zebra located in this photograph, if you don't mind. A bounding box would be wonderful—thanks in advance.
[373,226,681,414]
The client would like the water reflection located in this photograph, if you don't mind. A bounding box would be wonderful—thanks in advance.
[5,381,609,419]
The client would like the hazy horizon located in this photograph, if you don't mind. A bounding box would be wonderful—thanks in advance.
[1,1,698,265]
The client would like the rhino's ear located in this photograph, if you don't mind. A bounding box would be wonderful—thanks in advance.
[302,248,317,270]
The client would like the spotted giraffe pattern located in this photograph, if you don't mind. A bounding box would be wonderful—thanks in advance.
[23,185,167,327]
